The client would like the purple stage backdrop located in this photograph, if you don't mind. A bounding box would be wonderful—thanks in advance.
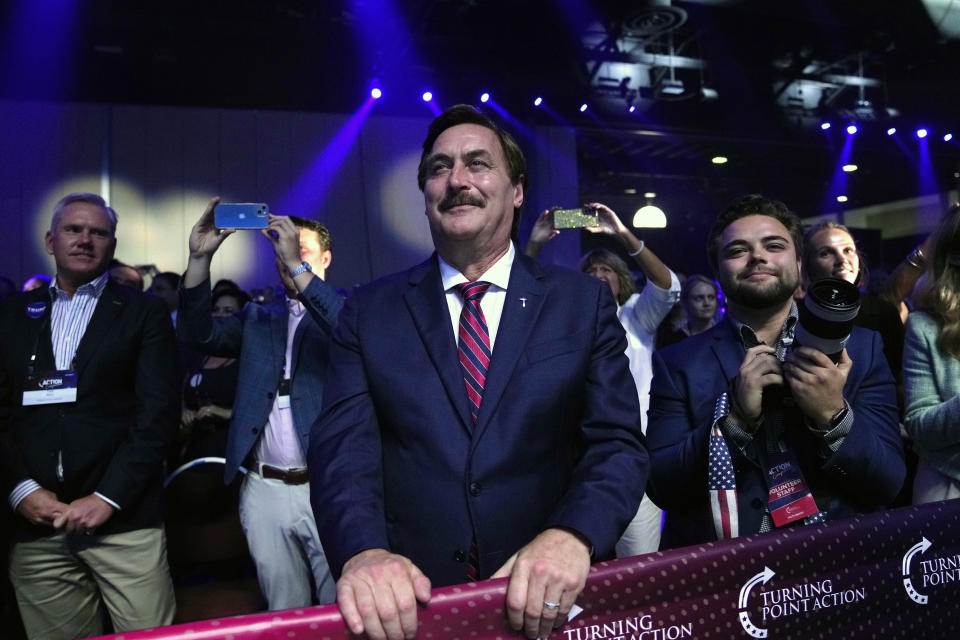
[95,499,960,640]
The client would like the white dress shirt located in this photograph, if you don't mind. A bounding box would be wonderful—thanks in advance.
[253,296,308,470]
[438,242,515,351]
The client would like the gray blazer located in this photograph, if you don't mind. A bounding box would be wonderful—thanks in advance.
[903,310,960,480]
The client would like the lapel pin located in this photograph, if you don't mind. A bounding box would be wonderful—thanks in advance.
[519,297,527,308]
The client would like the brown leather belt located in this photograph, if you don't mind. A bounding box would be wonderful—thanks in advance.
[259,464,309,485]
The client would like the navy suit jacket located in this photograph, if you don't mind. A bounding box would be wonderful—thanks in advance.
[0,281,179,540]
[178,277,343,483]
[308,251,648,587]
[646,317,905,549]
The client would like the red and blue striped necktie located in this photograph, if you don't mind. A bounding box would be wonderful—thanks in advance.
[455,281,492,423]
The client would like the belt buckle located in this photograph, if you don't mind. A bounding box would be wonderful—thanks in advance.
[258,463,307,485]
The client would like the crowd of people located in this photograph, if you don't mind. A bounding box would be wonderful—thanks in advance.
[0,104,956,640]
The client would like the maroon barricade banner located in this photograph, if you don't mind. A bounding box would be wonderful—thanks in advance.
[96,499,960,640]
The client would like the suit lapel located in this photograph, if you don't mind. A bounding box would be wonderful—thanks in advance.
[74,281,126,377]
[472,253,546,441]
[710,318,745,387]
[290,303,309,379]
[404,257,474,433]
[269,300,289,379]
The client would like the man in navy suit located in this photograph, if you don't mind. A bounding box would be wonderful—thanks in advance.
[179,202,343,609]
[309,105,647,640]
[647,195,905,550]
[0,193,178,638]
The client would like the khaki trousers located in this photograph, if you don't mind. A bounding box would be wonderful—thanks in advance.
[9,527,175,640]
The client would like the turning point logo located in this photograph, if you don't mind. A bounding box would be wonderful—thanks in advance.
[902,537,960,604]
[738,566,866,638]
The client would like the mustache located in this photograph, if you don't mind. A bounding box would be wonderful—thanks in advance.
[438,191,485,211]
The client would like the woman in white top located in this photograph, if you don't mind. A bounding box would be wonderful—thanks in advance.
[527,203,680,556]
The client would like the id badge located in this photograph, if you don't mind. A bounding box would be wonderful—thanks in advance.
[23,370,78,406]
[766,450,819,527]
[277,378,291,409]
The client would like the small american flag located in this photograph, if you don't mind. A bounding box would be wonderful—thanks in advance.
[709,393,739,539]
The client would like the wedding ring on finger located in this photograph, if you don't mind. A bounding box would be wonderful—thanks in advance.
[543,601,560,611]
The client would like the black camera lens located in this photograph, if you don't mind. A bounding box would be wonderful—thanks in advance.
[795,278,860,362]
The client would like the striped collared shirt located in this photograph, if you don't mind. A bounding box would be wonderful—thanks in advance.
[50,271,110,370]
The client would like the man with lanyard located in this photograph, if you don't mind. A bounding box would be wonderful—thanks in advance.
[646,194,905,548]
[0,193,178,638]
[178,200,343,610]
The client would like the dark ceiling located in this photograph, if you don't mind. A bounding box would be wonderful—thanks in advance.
[2,0,959,219]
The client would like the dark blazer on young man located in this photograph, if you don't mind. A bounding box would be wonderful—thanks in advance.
[308,250,649,588]
[646,317,906,550]
[0,280,179,541]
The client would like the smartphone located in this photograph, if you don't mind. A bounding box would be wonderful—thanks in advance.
[214,203,270,229]
[553,207,599,229]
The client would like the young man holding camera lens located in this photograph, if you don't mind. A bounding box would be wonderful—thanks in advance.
[646,195,905,549]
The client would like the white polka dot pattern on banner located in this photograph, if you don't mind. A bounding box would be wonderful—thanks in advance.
[86,501,960,640]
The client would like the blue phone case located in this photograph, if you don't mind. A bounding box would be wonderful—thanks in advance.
[214,203,270,229]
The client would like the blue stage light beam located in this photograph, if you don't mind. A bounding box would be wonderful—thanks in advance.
[0,0,82,96]
[349,0,426,109]
[824,124,856,214]
[483,98,533,141]
[917,129,938,196]
[275,97,377,216]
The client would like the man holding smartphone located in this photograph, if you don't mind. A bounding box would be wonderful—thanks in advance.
[178,199,343,610]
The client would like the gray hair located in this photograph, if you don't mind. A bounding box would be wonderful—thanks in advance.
[50,193,118,235]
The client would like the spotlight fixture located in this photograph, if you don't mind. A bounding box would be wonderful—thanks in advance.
[579,103,588,112]
[624,188,637,195]
[533,96,543,107]
[628,105,636,113]
[644,192,657,199]
[422,91,433,102]
[842,164,858,172]
[887,127,897,136]
[370,87,382,100]
[846,124,858,135]
[712,156,728,164]
[945,133,954,142]
[820,122,832,130]
[837,195,848,203]
[480,92,490,103]
[917,128,928,139]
